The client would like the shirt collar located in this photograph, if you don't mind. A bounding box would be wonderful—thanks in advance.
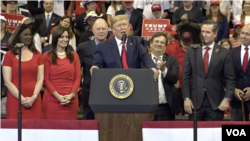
[45,12,53,17]
[115,36,127,46]
[95,39,99,45]
[151,53,163,60]
[202,42,215,50]
[124,8,133,14]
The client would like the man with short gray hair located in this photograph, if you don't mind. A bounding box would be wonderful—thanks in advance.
[182,20,235,121]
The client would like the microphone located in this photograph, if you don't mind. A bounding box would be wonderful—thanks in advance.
[122,33,127,43]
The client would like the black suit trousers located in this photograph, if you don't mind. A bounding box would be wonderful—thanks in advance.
[189,92,224,121]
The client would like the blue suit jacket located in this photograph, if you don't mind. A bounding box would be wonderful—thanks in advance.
[230,46,250,109]
[93,36,156,69]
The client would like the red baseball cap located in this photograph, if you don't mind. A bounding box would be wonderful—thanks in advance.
[123,0,133,3]
[181,32,193,41]
[151,4,161,11]
[210,1,219,6]
[234,21,244,28]
[165,24,177,35]
[7,0,17,4]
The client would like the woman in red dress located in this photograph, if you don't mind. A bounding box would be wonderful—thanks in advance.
[43,26,81,120]
[2,24,44,119]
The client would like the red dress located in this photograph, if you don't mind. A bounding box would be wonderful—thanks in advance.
[42,52,81,120]
[3,51,43,119]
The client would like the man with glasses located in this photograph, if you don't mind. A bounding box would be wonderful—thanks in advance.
[36,0,61,47]
[149,32,180,120]
[91,15,158,81]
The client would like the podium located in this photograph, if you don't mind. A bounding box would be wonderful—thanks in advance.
[89,69,159,141]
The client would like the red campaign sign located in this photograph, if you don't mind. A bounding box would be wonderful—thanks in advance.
[142,19,170,37]
[65,11,76,21]
[1,13,24,33]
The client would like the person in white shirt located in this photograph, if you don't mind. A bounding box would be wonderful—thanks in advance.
[234,1,250,25]
[149,32,179,120]
[106,1,124,28]
[53,0,64,17]
[136,0,170,19]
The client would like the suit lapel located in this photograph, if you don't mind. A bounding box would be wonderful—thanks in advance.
[48,13,55,29]
[90,40,96,58]
[129,9,135,24]
[235,46,244,74]
[110,38,122,68]
[42,14,48,30]
[207,44,220,75]
[126,36,133,68]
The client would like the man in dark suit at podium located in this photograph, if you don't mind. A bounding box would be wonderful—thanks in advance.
[182,20,235,121]
[77,18,109,119]
[91,15,158,80]
[36,0,61,47]
[230,24,250,121]
[149,32,180,120]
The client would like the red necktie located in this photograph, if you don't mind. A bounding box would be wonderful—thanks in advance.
[243,47,249,72]
[122,42,129,69]
[203,46,210,74]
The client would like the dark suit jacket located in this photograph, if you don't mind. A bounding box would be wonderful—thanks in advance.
[93,36,155,69]
[36,12,61,42]
[160,54,180,114]
[182,44,235,110]
[77,40,96,88]
[27,1,44,17]
[76,40,96,108]
[42,44,74,54]
[230,46,250,109]
[115,8,142,36]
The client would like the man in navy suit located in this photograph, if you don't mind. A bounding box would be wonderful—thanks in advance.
[35,0,61,47]
[91,15,158,80]
[230,24,250,121]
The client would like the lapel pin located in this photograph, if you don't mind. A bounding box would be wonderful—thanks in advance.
[53,17,55,19]
[130,43,132,45]
[215,49,219,52]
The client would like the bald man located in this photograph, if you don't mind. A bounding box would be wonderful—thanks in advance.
[230,24,250,121]
[77,18,109,119]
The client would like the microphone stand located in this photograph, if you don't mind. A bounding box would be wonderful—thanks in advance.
[15,43,24,141]
[190,44,201,141]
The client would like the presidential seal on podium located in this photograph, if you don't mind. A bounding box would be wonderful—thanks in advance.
[109,74,134,99]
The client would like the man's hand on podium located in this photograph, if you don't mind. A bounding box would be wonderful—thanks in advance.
[90,66,99,77]
[151,68,159,82]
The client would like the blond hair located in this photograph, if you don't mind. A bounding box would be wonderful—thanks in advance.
[111,1,124,11]
[6,3,19,14]
[111,15,129,28]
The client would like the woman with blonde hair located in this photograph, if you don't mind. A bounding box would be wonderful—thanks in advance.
[106,1,124,28]
[234,1,250,24]
[6,0,19,15]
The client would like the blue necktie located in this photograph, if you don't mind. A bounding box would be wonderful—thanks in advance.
[46,14,50,27]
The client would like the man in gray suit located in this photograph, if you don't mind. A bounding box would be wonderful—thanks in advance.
[182,20,235,121]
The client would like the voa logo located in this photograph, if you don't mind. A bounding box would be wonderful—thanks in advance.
[226,129,246,136]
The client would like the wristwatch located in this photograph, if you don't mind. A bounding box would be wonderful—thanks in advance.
[33,94,37,100]
[71,92,75,98]
[44,37,48,41]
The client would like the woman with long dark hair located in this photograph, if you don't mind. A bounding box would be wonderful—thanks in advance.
[43,26,80,120]
[2,24,44,119]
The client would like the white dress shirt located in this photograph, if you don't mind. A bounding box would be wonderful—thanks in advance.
[202,42,215,65]
[45,12,53,21]
[240,44,250,66]
[115,36,127,56]
[151,53,168,104]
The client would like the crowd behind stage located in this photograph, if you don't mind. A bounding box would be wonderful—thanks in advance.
[1,0,250,121]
